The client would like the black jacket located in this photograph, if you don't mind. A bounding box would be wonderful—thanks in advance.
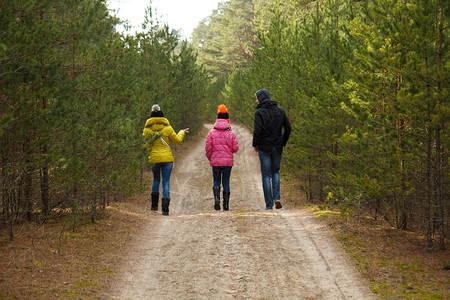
[252,90,291,153]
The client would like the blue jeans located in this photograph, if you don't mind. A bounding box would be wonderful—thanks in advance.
[212,166,232,192]
[152,162,174,198]
[258,147,282,208]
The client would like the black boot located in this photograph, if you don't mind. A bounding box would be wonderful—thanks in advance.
[162,197,170,215]
[151,192,159,211]
[223,191,230,211]
[213,187,221,210]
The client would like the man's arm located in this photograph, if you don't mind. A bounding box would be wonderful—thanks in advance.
[282,111,291,147]
[252,111,263,149]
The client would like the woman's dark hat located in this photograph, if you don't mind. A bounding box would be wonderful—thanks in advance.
[151,104,164,117]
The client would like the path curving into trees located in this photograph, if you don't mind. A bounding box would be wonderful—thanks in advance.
[107,124,374,299]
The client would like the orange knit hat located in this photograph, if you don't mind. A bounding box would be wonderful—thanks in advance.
[217,104,230,123]
[217,104,228,113]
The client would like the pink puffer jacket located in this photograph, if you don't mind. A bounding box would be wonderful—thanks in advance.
[205,119,239,166]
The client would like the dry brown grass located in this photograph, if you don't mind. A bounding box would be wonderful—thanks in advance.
[0,197,149,299]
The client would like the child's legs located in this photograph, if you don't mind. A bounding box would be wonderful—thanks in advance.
[212,166,222,188]
[221,166,232,192]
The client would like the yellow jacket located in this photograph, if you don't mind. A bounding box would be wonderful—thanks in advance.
[143,117,185,163]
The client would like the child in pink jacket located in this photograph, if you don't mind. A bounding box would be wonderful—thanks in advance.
[205,104,239,211]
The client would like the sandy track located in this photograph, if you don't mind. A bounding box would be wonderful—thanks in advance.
[107,124,375,299]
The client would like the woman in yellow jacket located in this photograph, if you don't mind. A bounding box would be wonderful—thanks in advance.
[143,104,189,215]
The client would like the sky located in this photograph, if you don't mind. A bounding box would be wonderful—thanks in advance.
[107,0,221,39]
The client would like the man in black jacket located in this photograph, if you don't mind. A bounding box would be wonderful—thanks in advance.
[252,89,291,210]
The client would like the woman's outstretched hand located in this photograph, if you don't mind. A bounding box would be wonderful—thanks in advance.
[184,128,190,133]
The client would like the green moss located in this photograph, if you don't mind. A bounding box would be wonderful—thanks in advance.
[75,279,98,288]
[32,260,43,268]
[371,281,397,298]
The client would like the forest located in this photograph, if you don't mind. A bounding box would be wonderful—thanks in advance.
[1,0,448,253]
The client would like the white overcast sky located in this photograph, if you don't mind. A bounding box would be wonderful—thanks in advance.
[107,0,221,39]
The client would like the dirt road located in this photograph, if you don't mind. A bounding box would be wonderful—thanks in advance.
[108,124,375,299]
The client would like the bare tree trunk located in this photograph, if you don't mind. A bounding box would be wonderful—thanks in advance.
[436,0,446,250]
[40,151,49,216]
[1,156,8,229]
[91,194,97,223]
[40,39,50,216]
[8,173,15,241]
[435,126,445,250]
[2,150,15,240]
[41,93,49,216]
[24,137,33,221]
[425,87,433,247]
[8,190,14,240]
[304,175,310,202]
